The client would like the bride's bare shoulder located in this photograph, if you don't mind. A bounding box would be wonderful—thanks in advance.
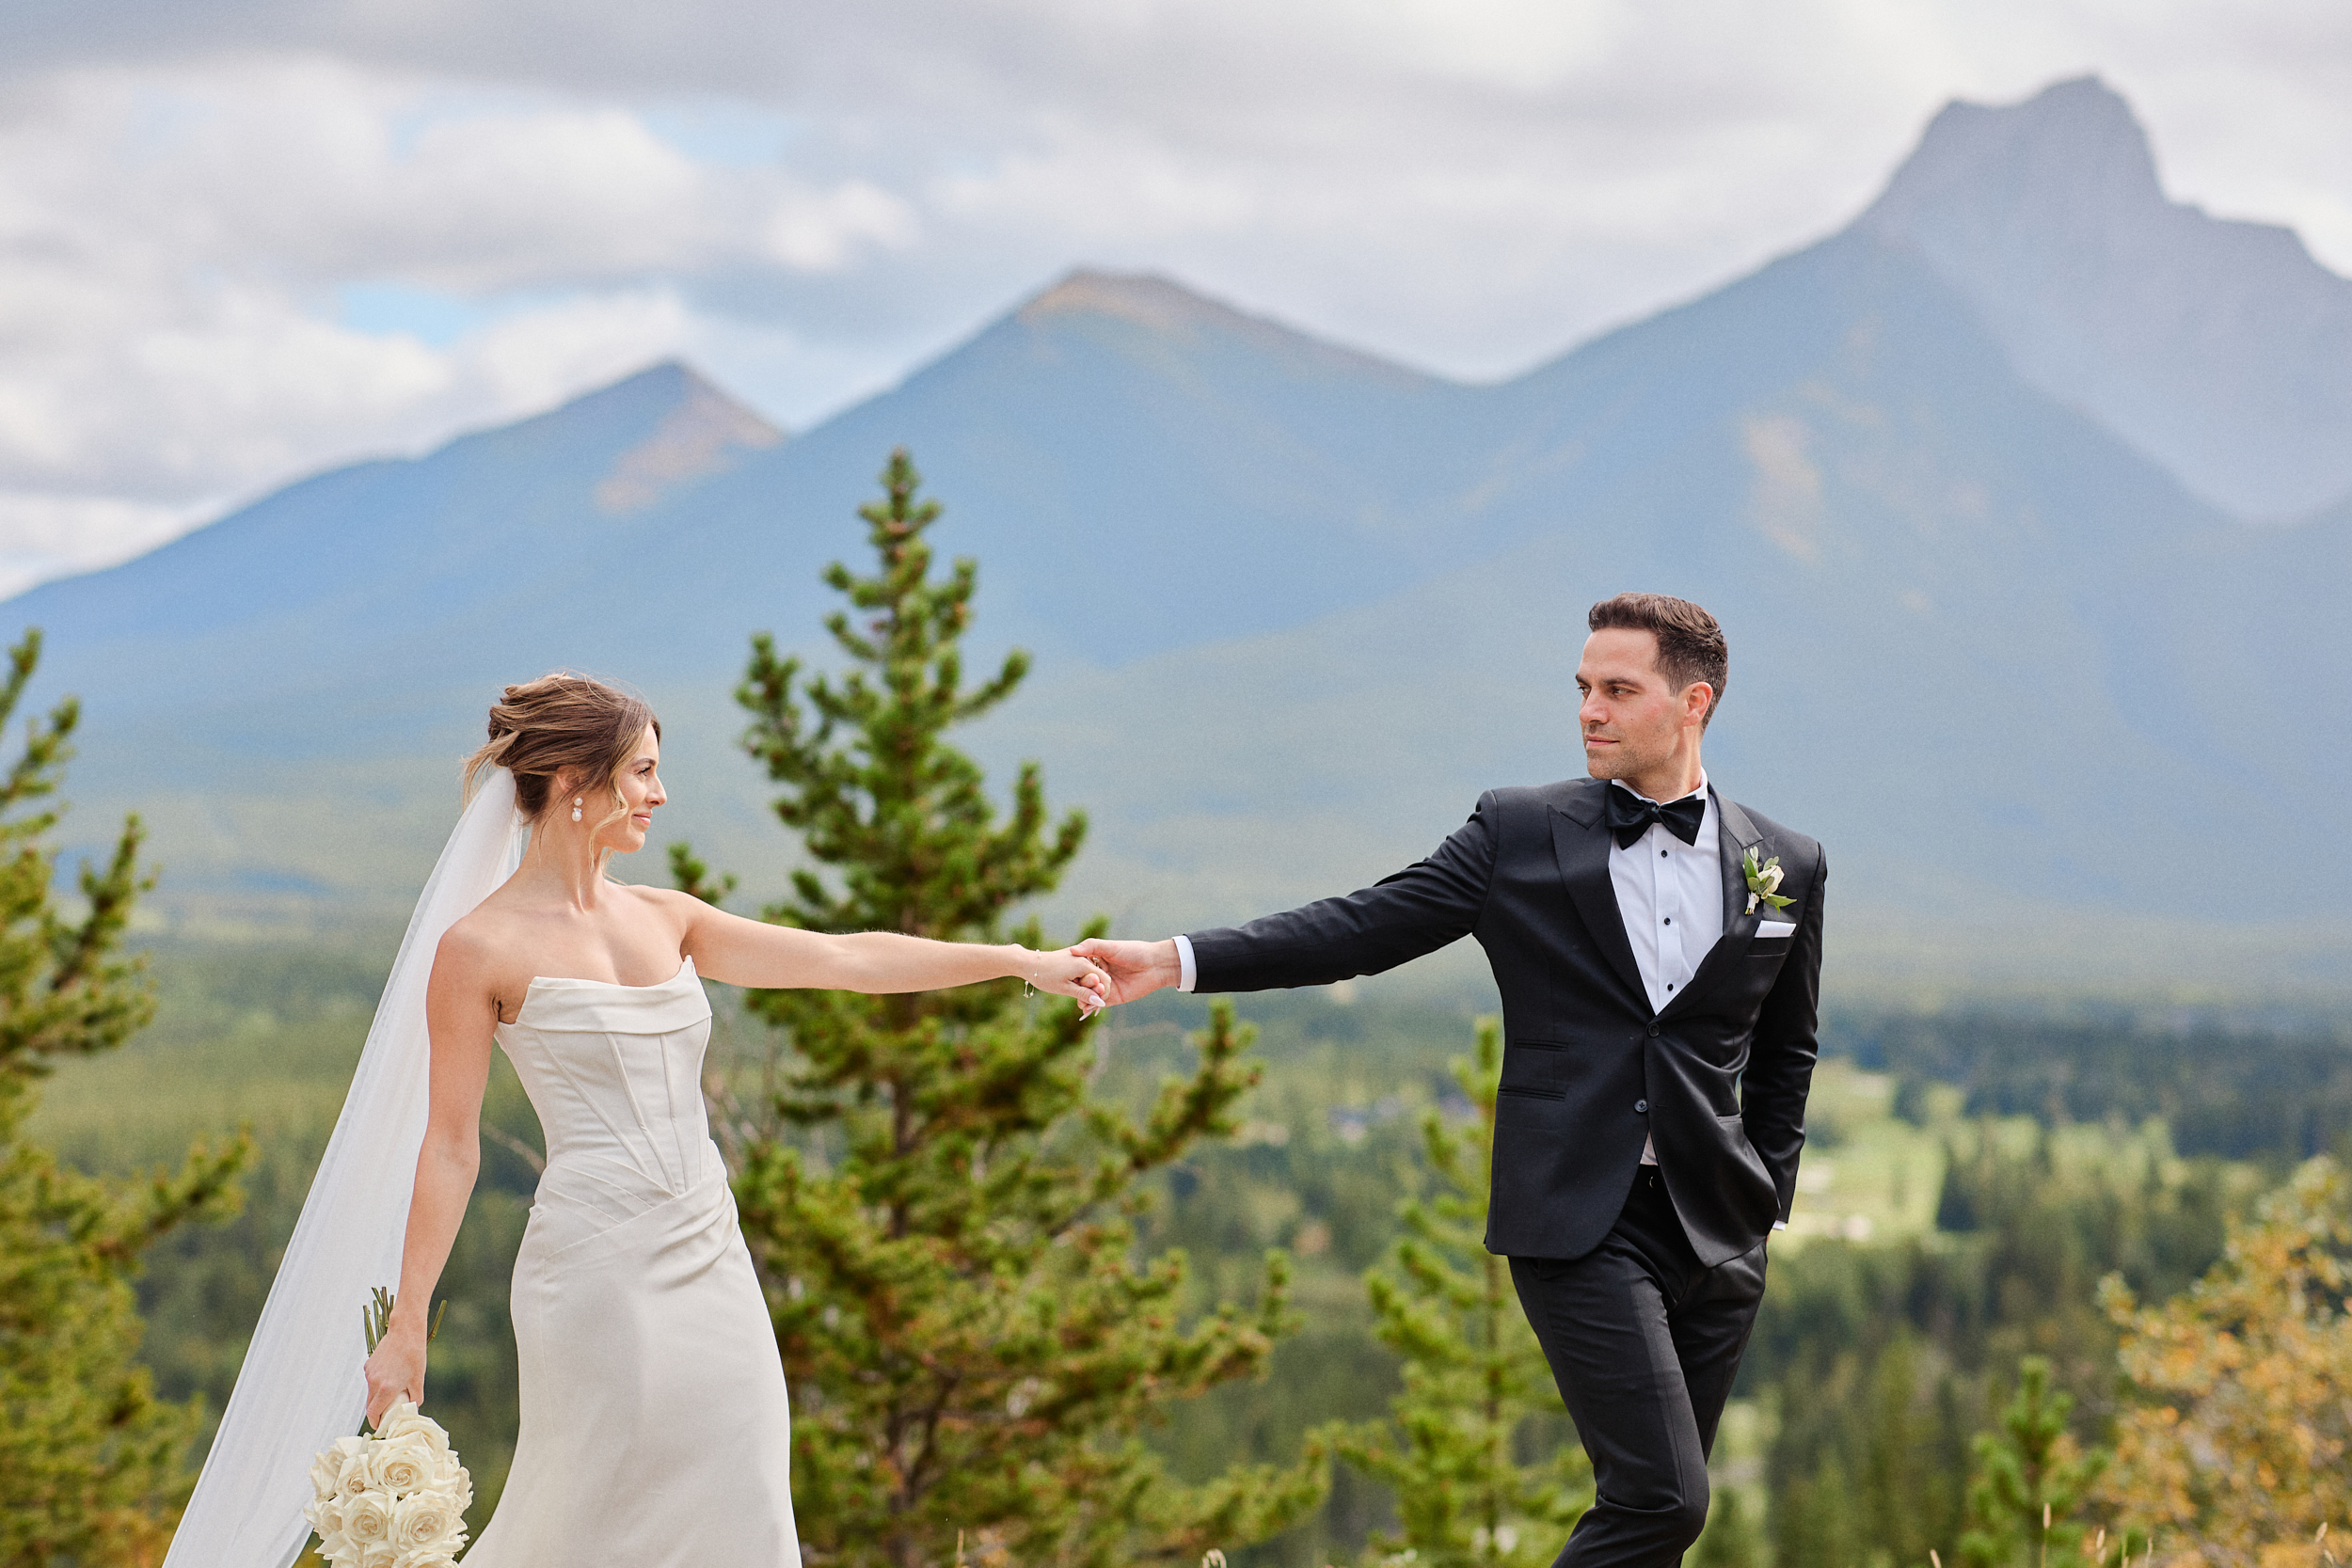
[615,880,702,914]
[434,902,519,980]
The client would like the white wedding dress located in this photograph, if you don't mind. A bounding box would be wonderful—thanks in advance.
[160,774,800,1568]
[463,958,801,1565]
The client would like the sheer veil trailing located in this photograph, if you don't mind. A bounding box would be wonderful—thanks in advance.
[163,769,527,1568]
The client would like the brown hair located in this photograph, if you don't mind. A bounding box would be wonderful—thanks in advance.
[1586,593,1728,728]
[464,673,660,832]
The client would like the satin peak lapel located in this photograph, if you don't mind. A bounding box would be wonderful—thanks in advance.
[1549,788,1647,1006]
[1715,792,1766,934]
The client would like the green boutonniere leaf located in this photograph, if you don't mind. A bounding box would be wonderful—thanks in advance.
[1741,848,1793,914]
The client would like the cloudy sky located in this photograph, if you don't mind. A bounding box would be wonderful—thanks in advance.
[2,0,2346,596]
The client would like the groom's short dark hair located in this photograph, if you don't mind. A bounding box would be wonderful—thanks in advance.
[1587,593,1727,727]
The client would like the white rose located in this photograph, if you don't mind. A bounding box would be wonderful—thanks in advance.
[370,1432,437,1495]
[309,1495,347,1544]
[369,1403,453,1465]
[391,1489,462,1554]
[343,1490,395,1546]
[357,1544,399,1568]
[336,1449,374,1500]
[1758,863,1784,894]
[309,1435,364,1502]
[401,1555,462,1568]
[434,1464,473,1514]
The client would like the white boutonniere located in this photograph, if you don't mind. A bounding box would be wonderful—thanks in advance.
[1741,847,1792,916]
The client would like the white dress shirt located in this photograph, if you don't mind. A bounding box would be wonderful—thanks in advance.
[1606,773,1719,1164]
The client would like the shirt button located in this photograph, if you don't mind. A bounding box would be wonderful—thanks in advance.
[1662,917,1672,925]
[1635,1099,1649,1114]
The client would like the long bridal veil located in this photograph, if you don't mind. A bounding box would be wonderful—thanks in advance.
[164,769,526,1568]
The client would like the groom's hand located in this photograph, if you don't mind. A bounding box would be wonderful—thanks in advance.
[1071,938,1181,1004]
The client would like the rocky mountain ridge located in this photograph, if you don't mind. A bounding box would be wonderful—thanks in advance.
[8,78,2347,998]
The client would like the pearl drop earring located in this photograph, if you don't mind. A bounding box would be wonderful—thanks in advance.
[570,797,583,823]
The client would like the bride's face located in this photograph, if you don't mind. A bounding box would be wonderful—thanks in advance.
[594,724,665,855]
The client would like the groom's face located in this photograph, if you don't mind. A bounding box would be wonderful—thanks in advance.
[1576,628,1700,781]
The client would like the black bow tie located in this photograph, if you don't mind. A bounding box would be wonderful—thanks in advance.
[1606,786,1706,849]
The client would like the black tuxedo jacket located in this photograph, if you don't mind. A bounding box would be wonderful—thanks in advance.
[1187,777,1825,1267]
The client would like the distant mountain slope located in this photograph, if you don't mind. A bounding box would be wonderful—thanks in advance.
[8,363,781,733]
[1858,76,2352,520]
[1009,232,2269,922]
[8,268,1534,922]
[769,269,1517,665]
[7,79,2347,995]
[16,270,1504,748]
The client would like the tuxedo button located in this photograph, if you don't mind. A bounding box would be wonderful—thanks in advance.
[1635,1099,1648,1114]
[1646,1023,1661,1037]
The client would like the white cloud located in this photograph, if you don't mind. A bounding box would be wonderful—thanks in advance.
[0,0,2347,594]
[765,180,920,271]
[0,58,926,580]
[0,493,219,601]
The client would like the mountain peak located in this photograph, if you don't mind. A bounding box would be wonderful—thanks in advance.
[1016,268,1437,387]
[473,358,786,513]
[1862,77,2162,234]
[1851,76,2352,519]
[537,359,779,437]
[590,362,785,514]
[1021,269,1254,334]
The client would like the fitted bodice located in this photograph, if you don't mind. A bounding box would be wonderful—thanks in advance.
[495,958,720,1232]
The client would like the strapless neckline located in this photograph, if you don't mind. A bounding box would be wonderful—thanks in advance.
[523,956,696,996]
[510,958,699,1028]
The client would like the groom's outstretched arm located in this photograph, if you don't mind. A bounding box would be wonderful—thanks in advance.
[1079,795,1500,1002]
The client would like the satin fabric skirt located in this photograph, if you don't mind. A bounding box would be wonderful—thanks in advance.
[462,1161,801,1565]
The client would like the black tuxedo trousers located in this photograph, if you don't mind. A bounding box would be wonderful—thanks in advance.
[1188,776,1826,1566]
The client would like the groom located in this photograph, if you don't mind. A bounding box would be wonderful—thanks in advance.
[1078,593,1824,1566]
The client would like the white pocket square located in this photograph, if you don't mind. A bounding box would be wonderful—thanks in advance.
[1756,920,1796,939]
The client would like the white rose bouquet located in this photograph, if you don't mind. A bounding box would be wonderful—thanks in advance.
[304,1289,471,1568]
[304,1400,471,1567]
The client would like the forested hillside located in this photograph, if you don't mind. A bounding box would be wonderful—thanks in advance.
[32,949,2344,1563]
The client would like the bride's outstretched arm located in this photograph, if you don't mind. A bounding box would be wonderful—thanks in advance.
[362,929,497,1427]
[674,894,1111,1008]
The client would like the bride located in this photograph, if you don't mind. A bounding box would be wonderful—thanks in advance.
[161,674,1111,1568]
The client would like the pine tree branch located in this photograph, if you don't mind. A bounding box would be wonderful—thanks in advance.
[668,841,739,908]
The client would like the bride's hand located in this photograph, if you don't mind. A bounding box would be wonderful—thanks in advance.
[363,1327,426,1429]
[1021,948,1115,1015]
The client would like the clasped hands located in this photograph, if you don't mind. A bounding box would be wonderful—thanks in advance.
[1068,938,1183,1006]
[1031,938,1183,1016]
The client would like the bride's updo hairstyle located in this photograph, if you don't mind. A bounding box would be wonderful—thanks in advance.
[464,673,660,836]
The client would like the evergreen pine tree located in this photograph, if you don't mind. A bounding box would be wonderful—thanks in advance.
[1319,1019,1592,1568]
[1957,1355,2106,1568]
[671,451,1323,1568]
[0,630,250,1566]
